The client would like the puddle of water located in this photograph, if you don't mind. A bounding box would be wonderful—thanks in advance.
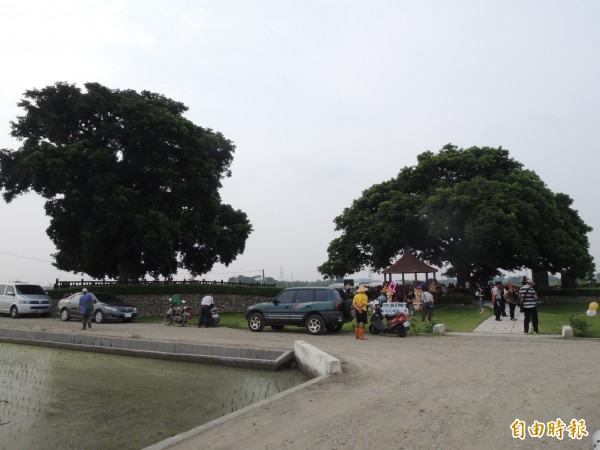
[0,342,308,450]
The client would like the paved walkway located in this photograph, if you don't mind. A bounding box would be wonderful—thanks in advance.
[473,302,533,334]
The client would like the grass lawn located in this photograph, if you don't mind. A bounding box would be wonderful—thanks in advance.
[417,306,493,333]
[537,303,600,337]
[137,304,599,337]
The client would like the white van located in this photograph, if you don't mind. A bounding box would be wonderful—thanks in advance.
[0,282,52,318]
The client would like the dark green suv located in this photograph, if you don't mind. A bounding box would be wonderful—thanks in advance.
[245,287,354,335]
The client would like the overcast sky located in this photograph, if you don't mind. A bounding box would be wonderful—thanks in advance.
[1,0,599,286]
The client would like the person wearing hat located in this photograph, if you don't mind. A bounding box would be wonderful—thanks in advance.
[353,285,369,340]
[519,279,539,334]
[504,284,519,321]
[78,288,94,330]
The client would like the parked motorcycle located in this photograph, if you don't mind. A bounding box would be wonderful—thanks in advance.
[199,304,221,327]
[207,305,220,327]
[368,300,410,337]
[164,295,193,327]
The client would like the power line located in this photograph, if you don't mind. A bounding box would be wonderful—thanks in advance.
[0,251,53,264]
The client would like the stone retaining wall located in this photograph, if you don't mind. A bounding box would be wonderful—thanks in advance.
[52,294,272,317]
[51,294,595,317]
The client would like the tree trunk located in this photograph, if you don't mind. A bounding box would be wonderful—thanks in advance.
[531,269,549,288]
[117,261,140,283]
[560,271,577,289]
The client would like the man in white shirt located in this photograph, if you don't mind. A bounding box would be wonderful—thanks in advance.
[198,293,214,327]
[420,287,434,322]
[491,282,503,321]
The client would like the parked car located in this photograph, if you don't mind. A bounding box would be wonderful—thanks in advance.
[0,282,52,318]
[57,292,138,323]
[245,287,354,335]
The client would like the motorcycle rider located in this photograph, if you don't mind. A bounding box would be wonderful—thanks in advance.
[353,285,369,340]
[199,292,214,327]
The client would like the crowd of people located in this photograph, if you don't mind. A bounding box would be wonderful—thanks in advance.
[350,280,441,335]
[473,278,539,334]
[351,277,540,337]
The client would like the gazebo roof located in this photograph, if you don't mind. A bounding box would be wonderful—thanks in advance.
[383,252,438,274]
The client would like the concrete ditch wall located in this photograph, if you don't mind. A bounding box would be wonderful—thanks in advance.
[0,328,293,371]
[0,328,342,378]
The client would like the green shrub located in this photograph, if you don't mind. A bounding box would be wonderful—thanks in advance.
[569,314,591,337]
[537,288,600,297]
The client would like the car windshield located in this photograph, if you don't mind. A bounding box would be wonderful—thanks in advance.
[16,285,46,295]
[93,293,126,305]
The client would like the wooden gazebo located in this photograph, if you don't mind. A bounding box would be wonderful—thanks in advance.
[383,252,438,285]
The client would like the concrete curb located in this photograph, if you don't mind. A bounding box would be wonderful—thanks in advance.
[294,340,342,376]
[143,373,330,450]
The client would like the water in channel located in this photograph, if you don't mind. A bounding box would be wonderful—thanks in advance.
[0,342,308,450]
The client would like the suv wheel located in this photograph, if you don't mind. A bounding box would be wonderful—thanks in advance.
[306,315,325,335]
[247,312,265,332]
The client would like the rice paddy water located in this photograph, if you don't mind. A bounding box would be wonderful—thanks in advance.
[0,342,308,450]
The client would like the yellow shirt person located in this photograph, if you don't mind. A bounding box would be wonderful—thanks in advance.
[353,285,369,340]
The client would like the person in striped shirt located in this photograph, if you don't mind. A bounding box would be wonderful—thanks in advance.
[519,279,539,334]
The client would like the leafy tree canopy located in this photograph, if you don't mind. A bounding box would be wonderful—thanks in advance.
[0,82,252,281]
[318,144,594,284]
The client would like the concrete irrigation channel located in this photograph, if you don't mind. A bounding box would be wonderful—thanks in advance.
[0,326,340,375]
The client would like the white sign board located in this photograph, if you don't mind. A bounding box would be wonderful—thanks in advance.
[381,302,409,316]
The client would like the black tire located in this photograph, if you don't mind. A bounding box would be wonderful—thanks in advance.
[306,315,325,335]
[369,323,380,335]
[398,326,407,337]
[94,310,104,324]
[163,312,173,325]
[326,324,342,332]
[10,306,19,319]
[271,325,285,330]
[60,308,71,322]
[248,312,265,332]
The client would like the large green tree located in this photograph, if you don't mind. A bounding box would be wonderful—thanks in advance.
[0,82,252,281]
[318,144,594,285]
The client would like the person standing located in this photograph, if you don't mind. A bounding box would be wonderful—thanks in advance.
[421,286,434,322]
[519,279,539,334]
[491,281,503,321]
[405,287,416,317]
[78,288,93,330]
[198,293,214,327]
[353,285,369,340]
[504,284,519,321]
[475,284,485,313]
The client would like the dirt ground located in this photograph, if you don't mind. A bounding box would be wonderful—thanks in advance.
[1,317,598,450]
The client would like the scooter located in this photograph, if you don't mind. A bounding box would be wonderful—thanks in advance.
[368,300,410,337]
[164,296,193,327]
[203,305,221,327]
